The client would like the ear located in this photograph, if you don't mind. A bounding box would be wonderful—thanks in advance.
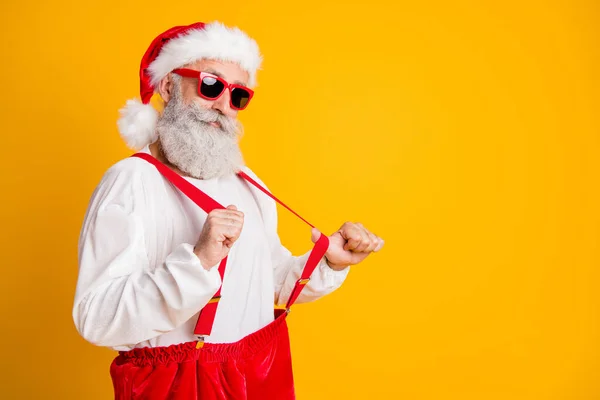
[157,73,174,103]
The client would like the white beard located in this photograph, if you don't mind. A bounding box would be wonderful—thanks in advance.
[156,85,244,180]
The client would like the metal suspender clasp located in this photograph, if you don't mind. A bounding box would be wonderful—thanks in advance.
[298,278,310,285]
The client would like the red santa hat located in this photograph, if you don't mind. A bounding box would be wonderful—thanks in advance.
[117,21,262,150]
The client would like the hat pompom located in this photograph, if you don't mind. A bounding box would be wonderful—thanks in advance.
[117,99,159,150]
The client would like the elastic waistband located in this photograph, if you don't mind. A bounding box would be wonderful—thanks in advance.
[114,310,288,367]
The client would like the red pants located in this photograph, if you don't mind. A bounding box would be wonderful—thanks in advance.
[110,310,295,399]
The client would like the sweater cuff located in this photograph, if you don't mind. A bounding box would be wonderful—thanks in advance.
[316,256,350,288]
[169,243,222,276]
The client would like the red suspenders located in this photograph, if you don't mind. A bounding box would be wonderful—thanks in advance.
[132,153,330,341]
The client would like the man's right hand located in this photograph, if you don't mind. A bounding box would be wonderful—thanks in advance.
[194,205,244,270]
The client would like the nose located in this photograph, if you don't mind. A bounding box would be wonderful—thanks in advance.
[211,88,237,118]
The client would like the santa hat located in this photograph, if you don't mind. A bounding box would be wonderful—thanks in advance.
[117,21,262,150]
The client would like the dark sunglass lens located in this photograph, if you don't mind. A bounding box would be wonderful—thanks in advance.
[231,89,250,109]
[200,77,225,98]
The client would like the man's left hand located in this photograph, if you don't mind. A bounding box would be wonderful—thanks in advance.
[311,222,385,271]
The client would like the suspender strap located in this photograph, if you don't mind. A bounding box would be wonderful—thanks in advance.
[131,153,227,338]
[132,153,223,213]
[237,171,330,309]
[237,171,316,229]
[131,153,330,337]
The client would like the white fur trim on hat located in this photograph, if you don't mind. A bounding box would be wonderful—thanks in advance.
[148,21,262,88]
[117,99,159,150]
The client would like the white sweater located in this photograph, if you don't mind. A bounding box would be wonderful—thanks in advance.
[72,145,350,351]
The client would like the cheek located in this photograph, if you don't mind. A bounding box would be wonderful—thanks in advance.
[179,83,204,106]
[222,107,239,119]
[181,88,211,109]
[189,97,214,109]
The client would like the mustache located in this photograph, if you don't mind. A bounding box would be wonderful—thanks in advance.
[186,102,238,135]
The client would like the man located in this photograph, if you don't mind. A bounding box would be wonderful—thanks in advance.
[73,21,384,399]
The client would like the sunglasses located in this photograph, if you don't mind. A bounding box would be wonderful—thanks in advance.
[171,68,254,110]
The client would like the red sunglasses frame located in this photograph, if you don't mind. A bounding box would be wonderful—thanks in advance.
[171,68,254,110]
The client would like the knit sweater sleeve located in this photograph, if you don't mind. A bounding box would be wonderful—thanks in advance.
[72,159,221,349]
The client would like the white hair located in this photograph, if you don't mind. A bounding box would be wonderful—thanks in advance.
[156,78,245,179]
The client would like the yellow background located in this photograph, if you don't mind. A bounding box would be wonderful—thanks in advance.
[0,0,598,399]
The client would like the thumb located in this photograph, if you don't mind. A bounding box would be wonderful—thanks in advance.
[310,227,322,243]
[226,204,238,211]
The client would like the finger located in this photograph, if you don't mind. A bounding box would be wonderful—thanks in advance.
[218,225,243,242]
[210,210,244,223]
[374,237,385,252]
[310,227,322,244]
[213,217,244,227]
[364,232,379,252]
[355,224,381,252]
[209,219,242,237]
[226,204,238,211]
[344,223,369,252]
[224,207,244,219]
[213,207,244,218]
[353,226,372,252]
[340,224,364,251]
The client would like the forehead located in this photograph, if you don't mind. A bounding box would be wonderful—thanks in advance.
[185,59,250,86]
